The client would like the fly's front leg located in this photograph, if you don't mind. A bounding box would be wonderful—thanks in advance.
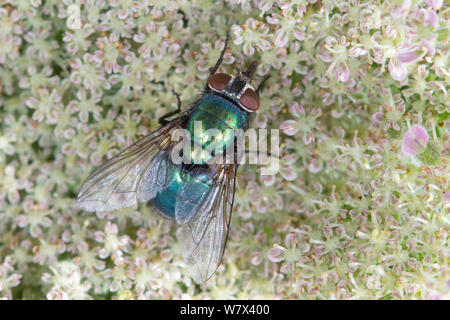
[204,31,229,91]
[158,89,182,125]
[256,75,270,94]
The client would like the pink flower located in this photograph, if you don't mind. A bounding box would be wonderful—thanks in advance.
[397,48,420,64]
[268,247,284,263]
[422,36,437,57]
[308,158,323,173]
[388,46,425,82]
[425,0,443,10]
[401,125,429,156]
[443,192,450,204]
[279,154,297,181]
[421,8,439,29]
[268,233,305,274]
[390,0,412,18]
[334,63,350,82]
[232,18,271,56]
[388,58,408,81]
[280,120,298,136]
[280,103,320,145]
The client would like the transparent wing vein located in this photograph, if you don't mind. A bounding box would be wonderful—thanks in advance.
[176,165,237,282]
[77,117,184,212]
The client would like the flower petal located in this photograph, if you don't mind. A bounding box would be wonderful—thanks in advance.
[280,120,299,136]
[388,59,408,81]
[397,48,419,64]
[401,124,429,156]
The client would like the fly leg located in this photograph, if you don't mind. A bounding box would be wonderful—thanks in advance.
[158,89,182,125]
[256,74,270,94]
[204,31,229,91]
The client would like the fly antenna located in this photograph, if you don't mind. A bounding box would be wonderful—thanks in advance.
[242,61,259,80]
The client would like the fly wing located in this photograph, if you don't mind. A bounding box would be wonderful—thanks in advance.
[176,164,237,282]
[77,116,185,212]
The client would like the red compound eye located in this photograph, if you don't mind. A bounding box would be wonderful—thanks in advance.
[208,73,232,91]
[240,88,260,111]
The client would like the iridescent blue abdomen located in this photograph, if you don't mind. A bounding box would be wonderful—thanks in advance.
[150,159,213,219]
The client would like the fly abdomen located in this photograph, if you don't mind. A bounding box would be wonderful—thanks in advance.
[150,159,214,221]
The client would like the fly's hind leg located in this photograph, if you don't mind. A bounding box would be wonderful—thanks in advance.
[158,89,182,125]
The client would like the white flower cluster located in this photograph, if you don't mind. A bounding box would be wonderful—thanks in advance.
[0,0,448,299]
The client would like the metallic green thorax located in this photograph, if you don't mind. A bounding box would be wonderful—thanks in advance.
[150,93,248,219]
[187,93,248,164]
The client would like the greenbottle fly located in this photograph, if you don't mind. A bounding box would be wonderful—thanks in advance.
[77,33,269,282]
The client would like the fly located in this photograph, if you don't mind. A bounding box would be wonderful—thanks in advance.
[77,33,270,282]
